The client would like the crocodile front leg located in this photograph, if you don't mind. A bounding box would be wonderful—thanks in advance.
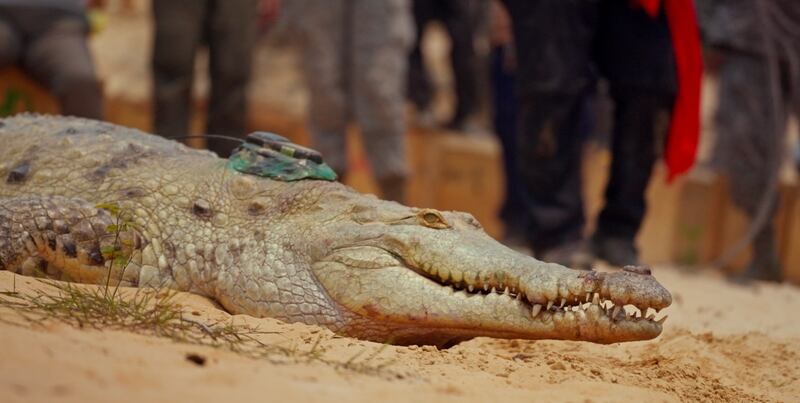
[0,196,142,286]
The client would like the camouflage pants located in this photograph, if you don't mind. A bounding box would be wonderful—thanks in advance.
[0,7,103,119]
[152,0,258,157]
[292,0,413,180]
[712,52,796,216]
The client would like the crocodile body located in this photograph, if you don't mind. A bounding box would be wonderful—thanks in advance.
[0,115,671,346]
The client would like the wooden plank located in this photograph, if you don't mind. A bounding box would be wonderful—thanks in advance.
[0,67,60,115]
[430,132,504,238]
[639,164,684,264]
[670,170,725,266]
[782,186,800,284]
[715,179,795,274]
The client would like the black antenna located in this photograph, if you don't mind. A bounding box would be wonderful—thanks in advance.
[167,134,246,144]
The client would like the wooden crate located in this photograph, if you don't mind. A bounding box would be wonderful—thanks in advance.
[638,164,685,264]
[714,179,796,274]
[782,187,800,284]
[670,169,725,265]
[420,132,504,238]
[0,67,59,115]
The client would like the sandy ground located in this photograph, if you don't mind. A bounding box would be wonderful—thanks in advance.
[1,266,798,403]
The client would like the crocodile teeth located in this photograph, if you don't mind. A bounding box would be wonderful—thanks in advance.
[559,298,566,308]
[504,287,510,295]
[468,285,474,292]
[484,284,489,292]
[491,287,497,294]
[586,293,591,302]
[531,304,542,318]
[546,301,554,311]
[592,293,600,305]
[657,315,669,324]
[612,306,621,319]
[646,312,656,320]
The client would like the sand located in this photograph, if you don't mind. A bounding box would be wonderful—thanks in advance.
[1,267,798,403]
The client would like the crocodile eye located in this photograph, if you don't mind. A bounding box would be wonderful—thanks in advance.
[418,210,450,229]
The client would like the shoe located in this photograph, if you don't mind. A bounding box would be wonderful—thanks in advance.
[733,229,783,283]
[592,236,641,267]
[537,240,594,270]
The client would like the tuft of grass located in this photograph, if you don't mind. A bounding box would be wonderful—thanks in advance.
[0,279,396,376]
[0,202,396,376]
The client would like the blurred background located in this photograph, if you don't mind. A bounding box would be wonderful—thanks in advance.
[1,0,798,284]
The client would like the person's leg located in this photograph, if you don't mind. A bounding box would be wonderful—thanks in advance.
[593,87,671,265]
[297,0,349,178]
[505,0,598,266]
[23,14,103,119]
[713,52,783,281]
[441,0,478,129]
[205,0,258,157]
[352,0,413,203]
[591,0,676,266]
[151,0,205,138]
[0,16,21,68]
[490,45,527,245]
[516,92,588,258]
[407,0,435,115]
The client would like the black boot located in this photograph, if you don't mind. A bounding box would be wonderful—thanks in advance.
[737,225,783,282]
[591,235,641,268]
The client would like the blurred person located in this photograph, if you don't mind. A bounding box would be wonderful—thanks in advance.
[0,0,104,119]
[151,0,268,157]
[407,0,480,132]
[698,0,800,282]
[502,0,702,268]
[288,0,414,203]
[488,1,527,248]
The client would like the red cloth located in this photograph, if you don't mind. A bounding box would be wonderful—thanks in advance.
[634,0,704,182]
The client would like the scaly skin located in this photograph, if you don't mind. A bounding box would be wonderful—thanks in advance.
[0,115,671,346]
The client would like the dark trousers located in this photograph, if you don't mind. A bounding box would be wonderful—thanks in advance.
[0,6,103,119]
[490,45,527,238]
[505,0,676,252]
[407,0,477,127]
[152,0,257,157]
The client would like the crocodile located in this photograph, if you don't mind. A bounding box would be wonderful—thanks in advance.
[0,115,671,346]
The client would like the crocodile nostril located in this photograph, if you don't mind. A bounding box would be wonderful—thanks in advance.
[622,265,651,275]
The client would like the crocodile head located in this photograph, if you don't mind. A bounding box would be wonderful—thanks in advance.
[310,195,672,347]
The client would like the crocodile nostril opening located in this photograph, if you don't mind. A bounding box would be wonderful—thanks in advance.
[622,265,651,276]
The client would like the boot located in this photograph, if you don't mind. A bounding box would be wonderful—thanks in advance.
[737,226,783,282]
[537,239,594,270]
[592,235,642,268]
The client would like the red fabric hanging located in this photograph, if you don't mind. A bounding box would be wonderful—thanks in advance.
[633,0,704,182]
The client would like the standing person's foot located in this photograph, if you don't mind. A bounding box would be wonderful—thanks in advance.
[733,259,783,283]
[592,236,641,267]
[733,230,783,283]
[537,240,594,270]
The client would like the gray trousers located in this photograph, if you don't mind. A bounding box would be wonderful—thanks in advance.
[713,52,796,216]
[0,6,103,119]
[292,0,413,181]
[151,0,257,157]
